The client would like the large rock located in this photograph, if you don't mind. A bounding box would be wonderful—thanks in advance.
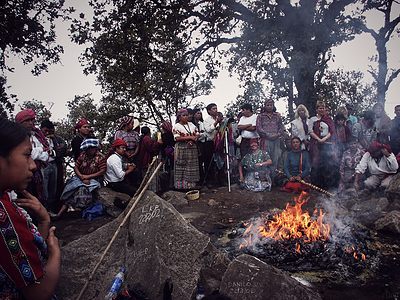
[57,191,229,299]
[161,190,188,208]
[97,187,130,217]
[351,197,389,226]
[385,173,400,211]
[375,210,400,236]
[220,254,321,300]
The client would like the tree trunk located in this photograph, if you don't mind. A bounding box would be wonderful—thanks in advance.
[375,39,388,104]
[293,69,317,116]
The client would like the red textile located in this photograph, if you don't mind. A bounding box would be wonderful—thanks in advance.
[282,181,309,193]
[15,109,35,123]
[74,118,89,129]
[112,138,128,148]
[0,193,44,288]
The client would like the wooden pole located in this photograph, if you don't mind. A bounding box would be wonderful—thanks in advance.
[76,161,163,300]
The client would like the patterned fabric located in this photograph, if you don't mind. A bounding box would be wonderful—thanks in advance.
[241,149,272,192]
[352,122,377,150]
[0,193,46,298]
[114,130,140,151]
[80,138,100,150]
[339,148,364,184]
[116,115,134,130]
[75,151,106,176]
[174,142,199,189]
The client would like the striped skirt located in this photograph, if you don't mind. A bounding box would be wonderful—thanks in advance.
[174,142,200,189]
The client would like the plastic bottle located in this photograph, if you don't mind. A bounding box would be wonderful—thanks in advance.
[195,283,205,300]
[105,266,126,300]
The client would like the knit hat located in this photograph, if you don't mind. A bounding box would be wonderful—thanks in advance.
[112,138,127,148]
[80,138,100,150]
[75,118,89,129]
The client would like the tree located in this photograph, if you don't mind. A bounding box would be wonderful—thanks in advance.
[20,99,52,124]
[315,69,376,116]
[0,1,72,116]
[359,0,400,104]
[71,0,362,122]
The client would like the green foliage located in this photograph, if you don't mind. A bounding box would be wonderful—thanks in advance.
[71,0,363,122]
[316,69,376,117]
[0,0,73,116]
[20,99,52,124]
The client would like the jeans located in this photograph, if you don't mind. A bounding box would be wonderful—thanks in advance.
[43,162,58,206]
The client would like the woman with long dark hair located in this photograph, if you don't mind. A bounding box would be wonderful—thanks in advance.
[0,118,60,299]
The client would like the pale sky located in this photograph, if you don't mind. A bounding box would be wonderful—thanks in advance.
[6,1,399,120]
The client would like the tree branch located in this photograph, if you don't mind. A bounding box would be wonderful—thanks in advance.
[386,68,400,89]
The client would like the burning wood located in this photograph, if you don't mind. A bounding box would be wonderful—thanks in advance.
[240,192,330,251]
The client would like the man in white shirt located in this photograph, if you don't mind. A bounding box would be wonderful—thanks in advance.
[238,103,259,158]
[203,103,223,186]
[354,141,398,192]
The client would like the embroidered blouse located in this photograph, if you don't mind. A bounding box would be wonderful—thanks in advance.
[172,122,199,141]
[0,192,47,299]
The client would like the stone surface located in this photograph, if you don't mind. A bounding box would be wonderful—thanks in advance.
[161,190,188,208]
[385,173,400,211]
[220,254,321,300]
[351,197,389,226]
[97,187,130,217]
[375,210,400,236]
[57,191,229,300]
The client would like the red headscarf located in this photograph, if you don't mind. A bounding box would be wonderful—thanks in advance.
[112,138,127,148]
[15,109,36,123]
[368,141,392,154]
[75,118,89,129]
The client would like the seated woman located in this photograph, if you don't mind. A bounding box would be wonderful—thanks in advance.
[239,138,272,192]
[0,118,60,299]
[282,136,311,193]
[105,139,137,197]
[57,138,106,217]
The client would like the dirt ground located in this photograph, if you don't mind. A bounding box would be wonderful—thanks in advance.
[53,185,399,300]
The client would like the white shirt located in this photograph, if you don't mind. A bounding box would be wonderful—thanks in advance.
[238,114,259,139]
[196,121,207,142]
[172,122,198,140]
[290,118,311,142]
[105,153,125,183]
[203,115,218,141]
[355,152,398,175]
[30,135,49,162]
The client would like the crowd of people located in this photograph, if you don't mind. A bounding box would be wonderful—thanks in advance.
[1,100,400,297]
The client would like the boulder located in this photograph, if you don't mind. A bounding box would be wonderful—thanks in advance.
[385,173,400,211]
[161,190,188,208]
[220,254,321,300]
[57,191,229,300]
[351,197,389,226]
[375,210,400,236]
[97,187,130,217]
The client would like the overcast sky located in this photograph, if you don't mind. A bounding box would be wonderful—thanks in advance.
[6,1,400,120]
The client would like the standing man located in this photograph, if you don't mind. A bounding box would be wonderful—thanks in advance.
[256,99,285,175]
[203,103,223,186]
[40,119,68,212]
[238,103,259,158]
[390,105,400,156]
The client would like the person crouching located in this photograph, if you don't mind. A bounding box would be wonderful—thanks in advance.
[105,139,137,197]
[354,141,398,193]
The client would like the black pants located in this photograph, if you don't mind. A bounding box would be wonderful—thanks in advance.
[108,179,136,197]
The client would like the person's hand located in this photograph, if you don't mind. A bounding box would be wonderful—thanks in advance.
[16,190,49,223]
[47,226,60,257]
[289,176,296,182]
[239,176,244,182]
[295,175,302,181]
[82,179,90,185]
[354,181,360,191]
[128,164,136,171]
[255,163,263,168]
[381,148,390,157]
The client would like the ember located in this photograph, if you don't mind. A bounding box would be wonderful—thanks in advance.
[240,192,330,251]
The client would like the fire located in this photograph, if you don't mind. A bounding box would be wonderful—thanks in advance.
[240,192,330,250]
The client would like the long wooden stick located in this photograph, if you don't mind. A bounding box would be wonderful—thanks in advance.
[76,161,163,300]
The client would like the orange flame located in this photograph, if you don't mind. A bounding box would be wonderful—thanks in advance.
[240,192,330,250]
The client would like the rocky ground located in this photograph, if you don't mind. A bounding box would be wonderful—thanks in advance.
[53,177,400,300]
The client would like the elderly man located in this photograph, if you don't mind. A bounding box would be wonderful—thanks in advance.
[354,141,398,192]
